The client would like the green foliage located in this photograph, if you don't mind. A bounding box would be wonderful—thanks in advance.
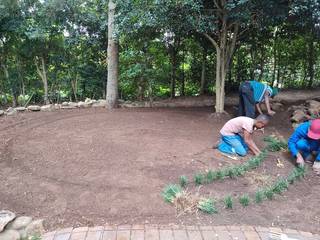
[264,188,274,200]
[264,136,287,152]
[179,175,188,188]
[255,190,264,203]
[197,198,217,214]
[272,178,289,194]
[162,184,182,203]
[239,194,250,207]
[224,195,233,209]
[206,170,217,183]
[194,173,205,185]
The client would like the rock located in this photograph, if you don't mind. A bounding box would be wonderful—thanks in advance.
[6,216,32,230]
[0,230,20,240]
[53,104,61,110]
[68,102,78,108]
[41,105,53,112]
[25,219,45,236]
[78,101,91,108]
[287,105,306,112]
[291,109,309,123]
[18,229,27,239]
[61,102,69,106]
[28,105,41,111]
[6,108,17,116]
[0,210,16,232]
[92,99,107,107]
[15,107,26,112]
[85,98,92,103]
[0,110,4,116]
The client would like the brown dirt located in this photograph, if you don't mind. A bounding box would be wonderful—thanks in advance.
[0,106,319,233]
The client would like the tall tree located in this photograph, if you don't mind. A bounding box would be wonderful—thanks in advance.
[106,0,119,109]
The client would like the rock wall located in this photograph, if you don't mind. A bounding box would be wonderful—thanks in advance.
[0,210,44,240]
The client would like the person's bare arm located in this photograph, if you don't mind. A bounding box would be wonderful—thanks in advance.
[264,92,276,116]
[243,130,261,156]
[256,103,263,115]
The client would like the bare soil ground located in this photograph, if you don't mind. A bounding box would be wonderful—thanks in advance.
[0,106,319,233]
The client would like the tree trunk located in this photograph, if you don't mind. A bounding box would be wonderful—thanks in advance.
[1,63,17,107]
[106,0,119,109]
[181,49,185,96]
[170,50,177,98]
[204,18,238,113]
[308,40,315,88]
[35,56,49,104]
[200,48,207,95]
[71,74,78,102]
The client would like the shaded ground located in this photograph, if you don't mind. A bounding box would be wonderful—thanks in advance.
[0,106,319,233]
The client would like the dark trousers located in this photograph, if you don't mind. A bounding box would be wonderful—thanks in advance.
[238,82,256,118]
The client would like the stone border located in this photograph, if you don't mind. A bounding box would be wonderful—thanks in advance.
[42,225,319,240]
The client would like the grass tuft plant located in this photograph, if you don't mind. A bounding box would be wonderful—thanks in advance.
[255,190,264,203]
[206,170,217,183]
[179,175,188,188]
[224,195,233,209]
[264,188,274,200]
[197,198,218,214]
[194,173,205,185]
[239,194,250,207]
[162,184,182,203]
[264,136,287,152]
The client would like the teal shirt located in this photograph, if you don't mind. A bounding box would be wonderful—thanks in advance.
[249,80,272,103]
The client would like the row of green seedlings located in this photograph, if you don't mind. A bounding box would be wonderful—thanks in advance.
[180,136,287,187]
[163,166,306,214]
[180,151,267,187]
[223,166,307,210]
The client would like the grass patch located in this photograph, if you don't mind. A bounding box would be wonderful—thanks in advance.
[198,198,218,214]
[179,175,188,188]
[224,195,233,209]
[162,184,182,203]
[239,194,250,207]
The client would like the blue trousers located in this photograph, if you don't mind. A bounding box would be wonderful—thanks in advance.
[238,82,256,118]
[218,134,249,156]
[296,138,320,162]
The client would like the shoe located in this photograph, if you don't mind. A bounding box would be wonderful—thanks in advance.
[312,161,320,174]
[212,141,220,149]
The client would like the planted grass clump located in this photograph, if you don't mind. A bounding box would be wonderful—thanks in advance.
[162,184,182,203]
[224,195,233,209]
[194,173,205,185]
[179,175,188,188]
[198,198,218,214]
[264,135,287,152]
[239,194,250,207]
[255,190,264,203]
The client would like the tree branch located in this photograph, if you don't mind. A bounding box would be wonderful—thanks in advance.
[203,33,219,51]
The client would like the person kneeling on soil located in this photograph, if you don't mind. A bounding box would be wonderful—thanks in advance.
[238,80,278,118]
[288,119,320,172]
[217,114,270,157]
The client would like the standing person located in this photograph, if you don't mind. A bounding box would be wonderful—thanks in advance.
[288,119,320,173]
[217,114,270,157]
[238,80,278,118]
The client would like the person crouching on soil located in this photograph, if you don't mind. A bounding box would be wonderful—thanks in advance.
[288,118,320,173]
[217,114,270,157]
[238,80,278,118]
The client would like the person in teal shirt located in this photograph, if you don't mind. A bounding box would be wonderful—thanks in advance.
[238,80,278,118]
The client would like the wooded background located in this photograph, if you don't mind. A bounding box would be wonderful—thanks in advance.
[0,0,319,112]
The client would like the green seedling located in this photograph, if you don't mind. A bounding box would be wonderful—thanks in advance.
[198,198,218,214]
[194,173,205,185]
[206,170,217,183]
[234,166,245,176]
[162,184,182,203]
[216,170,225,180]
[224,195,233,209]
[179,175,188,188]
[272,178,289,194]
[255,190,264,203]
[264,188,274,200]
[264,136,287,152]
[226,167,237,178]
[239,194,250,207]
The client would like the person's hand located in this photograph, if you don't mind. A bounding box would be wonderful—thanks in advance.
[268,110,276,116]
[296,153,305,168]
